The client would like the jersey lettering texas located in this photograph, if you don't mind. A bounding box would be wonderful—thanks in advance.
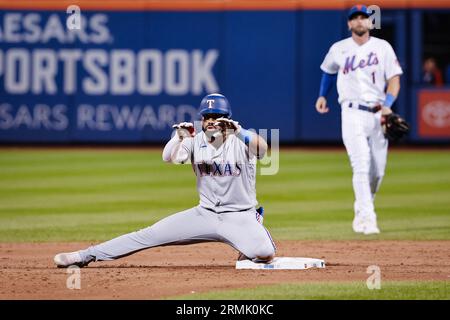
[195,162,242,177]
[343,52,379,74]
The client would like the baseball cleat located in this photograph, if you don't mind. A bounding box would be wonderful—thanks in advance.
[352,205,364,233]
[363,224,380,235]
[362,217,381,235]
[54,251,88,268]
[352,217,365,233]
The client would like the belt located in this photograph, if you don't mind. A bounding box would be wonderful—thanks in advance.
[348,103,381,113]
[203,207,253,214]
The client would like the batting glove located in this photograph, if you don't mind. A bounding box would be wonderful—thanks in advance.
[172,122,195,139]
[214,117,241,134]
[214,117,255,144]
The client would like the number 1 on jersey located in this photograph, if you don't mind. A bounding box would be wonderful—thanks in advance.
[371,71,376,84]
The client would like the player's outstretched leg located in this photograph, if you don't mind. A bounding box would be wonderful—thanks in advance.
[53,206,219,268]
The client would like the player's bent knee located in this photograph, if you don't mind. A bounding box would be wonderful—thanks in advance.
[254,244,275,262]
[254,254,274,263]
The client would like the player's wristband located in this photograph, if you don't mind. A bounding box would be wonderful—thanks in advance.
[236,128,253,144]
[383,93,396,108]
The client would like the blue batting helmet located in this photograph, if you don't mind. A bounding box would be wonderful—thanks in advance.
[199,93,232,118]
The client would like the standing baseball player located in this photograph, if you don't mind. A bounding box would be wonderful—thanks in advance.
[54,93,276,267]
[315,5,403,235]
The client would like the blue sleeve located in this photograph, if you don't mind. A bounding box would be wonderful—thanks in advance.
[318,72,336,98]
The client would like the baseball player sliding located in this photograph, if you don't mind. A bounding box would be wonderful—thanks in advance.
[54,93,276,268]
[315,5,403,235]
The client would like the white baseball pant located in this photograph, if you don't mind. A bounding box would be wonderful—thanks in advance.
[341,105,388,220]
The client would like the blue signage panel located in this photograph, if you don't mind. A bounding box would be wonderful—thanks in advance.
[0,10,297,142]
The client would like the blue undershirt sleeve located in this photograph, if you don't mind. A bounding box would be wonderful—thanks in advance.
[318,72,336,98]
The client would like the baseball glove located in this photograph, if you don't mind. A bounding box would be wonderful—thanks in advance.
[381,113,410,141]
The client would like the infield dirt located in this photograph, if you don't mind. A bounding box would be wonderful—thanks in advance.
[1,240,449,299]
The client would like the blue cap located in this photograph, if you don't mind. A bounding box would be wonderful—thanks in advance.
[348,4,370,20]
[199,93,232,118]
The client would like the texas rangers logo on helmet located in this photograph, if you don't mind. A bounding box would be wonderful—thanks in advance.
[199,93,232,118]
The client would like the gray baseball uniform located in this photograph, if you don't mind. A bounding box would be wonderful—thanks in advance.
[78,131,276,264]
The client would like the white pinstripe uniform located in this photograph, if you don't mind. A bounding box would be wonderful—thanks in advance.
[320,36,403,233]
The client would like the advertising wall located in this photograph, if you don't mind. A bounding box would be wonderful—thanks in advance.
[0,9,297,142]
[1,1,449,143]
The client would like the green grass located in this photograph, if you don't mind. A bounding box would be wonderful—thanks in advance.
[0,149,450,242]
[1,149,449,300]
[172,281,450,300]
